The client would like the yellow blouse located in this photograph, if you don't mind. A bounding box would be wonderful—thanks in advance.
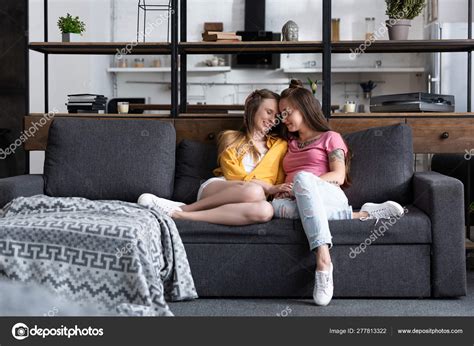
[213,136,288,185]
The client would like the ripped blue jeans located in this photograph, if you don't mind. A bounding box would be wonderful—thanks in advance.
[271,171,353,251]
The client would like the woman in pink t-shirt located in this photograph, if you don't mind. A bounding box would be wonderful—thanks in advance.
[272,80,405,307]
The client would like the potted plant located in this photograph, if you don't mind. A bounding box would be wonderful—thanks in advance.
[385,0,426,40]
[57,13,86,42]
[307,77,318,95]
[360,80,377,99]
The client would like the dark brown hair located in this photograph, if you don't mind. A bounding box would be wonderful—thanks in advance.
[280,79,352,188]
[217,89,280,162]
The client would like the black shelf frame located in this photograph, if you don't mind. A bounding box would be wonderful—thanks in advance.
[30,0,473,237]
[43,0,48,114]
[176,0,474,117]
[322,0,332,117]
[33,0,474,117]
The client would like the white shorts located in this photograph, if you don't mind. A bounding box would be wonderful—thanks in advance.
[196,176,227,201]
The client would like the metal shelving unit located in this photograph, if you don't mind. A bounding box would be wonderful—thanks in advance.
[107,66,231,73]
[177,0,474,117]
[28,0,473,237]
[31,0,474,117]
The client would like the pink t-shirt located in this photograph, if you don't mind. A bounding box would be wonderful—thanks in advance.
[283,131,348,183]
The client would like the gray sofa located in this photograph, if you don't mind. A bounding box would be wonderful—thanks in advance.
[0,118,467,298]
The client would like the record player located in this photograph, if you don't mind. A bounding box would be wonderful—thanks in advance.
[370,92,455,113]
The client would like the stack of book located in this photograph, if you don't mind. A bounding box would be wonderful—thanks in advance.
[202,22,241,42]
[66,94,107,114]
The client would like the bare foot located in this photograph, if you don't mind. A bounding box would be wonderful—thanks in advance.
[352,211,369,219]
[171,211,183,219]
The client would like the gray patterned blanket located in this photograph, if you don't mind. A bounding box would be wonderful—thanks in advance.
[0,195,197,316]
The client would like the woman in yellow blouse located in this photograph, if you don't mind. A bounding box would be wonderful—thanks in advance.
[138,89,291,225]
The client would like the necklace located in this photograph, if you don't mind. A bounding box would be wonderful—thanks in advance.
[297,134,322,149]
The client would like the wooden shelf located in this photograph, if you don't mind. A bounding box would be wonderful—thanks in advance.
[29,40,474,55]
[466,240,474,250]
[29,113,171,118]
[131,104,244,112]
[332,112,474,118]
[107,66,231,73]
[332,40,474,53]
[283,67,425,73]
[178,113,244,118]
[29,42,171,55]
[180,40,474,55]
[29,112,474,119]
[28,112,245,119]
[179,41,324,54]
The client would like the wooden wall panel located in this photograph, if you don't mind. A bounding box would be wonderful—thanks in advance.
[407,118,474,153]
[174,118,242,144]
[23,115,472,154]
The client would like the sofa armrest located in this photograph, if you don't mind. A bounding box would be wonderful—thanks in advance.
[413,171,467,297]
[0,175,45,208]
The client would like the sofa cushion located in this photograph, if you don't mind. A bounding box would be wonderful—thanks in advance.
[342,124,414,209]
[172,139,217,204]
[172,124,414,208]
[175,205,431,245]
[44,118,176,202]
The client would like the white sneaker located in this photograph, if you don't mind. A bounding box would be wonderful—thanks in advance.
[359,201,404,221]
[137,193,184,216]
[313,263,334,306]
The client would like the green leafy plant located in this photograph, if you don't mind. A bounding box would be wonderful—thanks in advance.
[385,0,426,20]
[360,80,377,93]
[307,77,318,95]
[57,13,86,34]
[470,202,474,214]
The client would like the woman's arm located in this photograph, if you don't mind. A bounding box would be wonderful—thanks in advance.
[318,148,346,185]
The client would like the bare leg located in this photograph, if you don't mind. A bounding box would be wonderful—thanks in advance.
[315,245,332,271]
[313,212,368,269]
[181,181,266,212]
[174,201,274,226]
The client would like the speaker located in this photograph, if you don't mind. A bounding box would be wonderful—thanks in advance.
[245,0,265,32]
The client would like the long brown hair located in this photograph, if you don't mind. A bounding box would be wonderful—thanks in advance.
[217,89,280,162]
[280,79,352,188]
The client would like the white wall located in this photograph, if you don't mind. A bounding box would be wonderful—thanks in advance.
[437,0,470,23]
[112,0,426,105]
[29,0,437,173]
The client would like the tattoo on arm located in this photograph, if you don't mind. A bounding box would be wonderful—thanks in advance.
[328,149,345,163]
[327,180,340,186]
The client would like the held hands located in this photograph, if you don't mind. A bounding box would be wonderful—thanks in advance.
[269,183,294,198]
[274,191,293,199]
